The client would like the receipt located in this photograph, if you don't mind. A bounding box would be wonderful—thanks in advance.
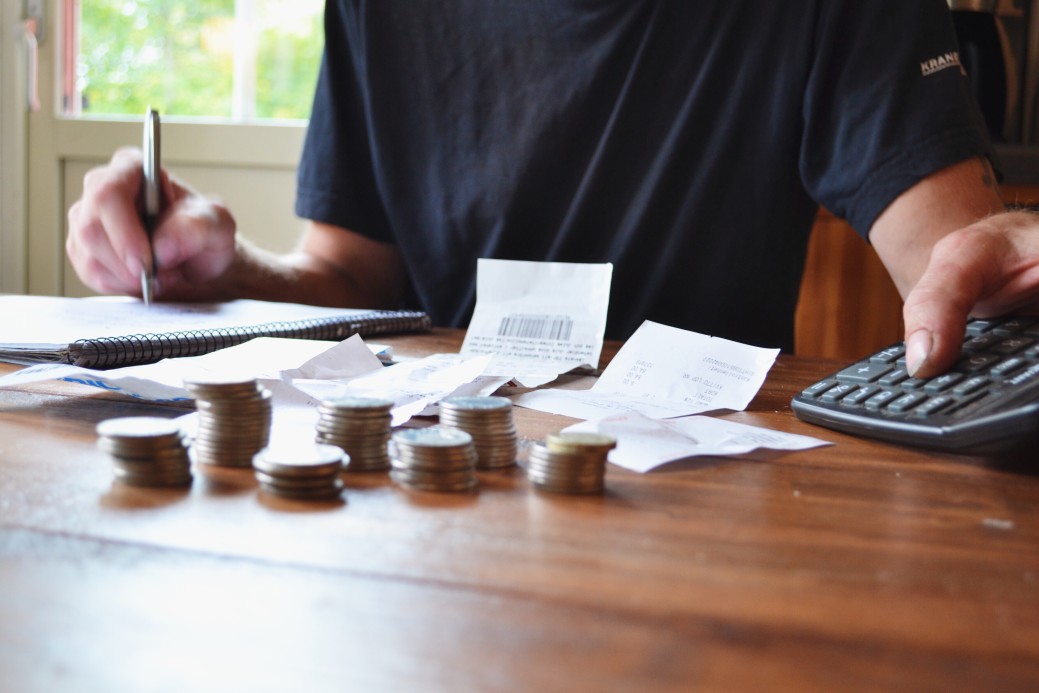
[460,258,612,386]
[511,320,779,419]
[563,411,830,472]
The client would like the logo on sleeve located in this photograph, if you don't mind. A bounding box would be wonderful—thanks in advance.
[920,51,966,77]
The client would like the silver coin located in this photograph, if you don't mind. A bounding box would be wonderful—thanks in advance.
[259,477,344,500]
[111,452,192,469]
[544,432,617,454]
[389,454,475,473]
[253,444,345,477]
[525,464,605,483]
[440,395,512,411]
[528,479,604,495]
[392,426,473,447]
[389,468,478,493]
[96,416,183,440]
[184,374,262,390]
[320,395,394,410]
[529,443,608,464]
[255,470,342,490]
[113,466,193,487]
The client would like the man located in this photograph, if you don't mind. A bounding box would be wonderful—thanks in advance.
[66,1,1039,380]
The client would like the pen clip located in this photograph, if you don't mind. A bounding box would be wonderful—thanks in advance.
[142,108,161,225]
[141,108,161,306]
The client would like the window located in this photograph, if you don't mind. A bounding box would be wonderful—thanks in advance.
[68,0,323,121]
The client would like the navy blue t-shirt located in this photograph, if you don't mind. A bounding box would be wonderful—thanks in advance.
[296,0,993,350]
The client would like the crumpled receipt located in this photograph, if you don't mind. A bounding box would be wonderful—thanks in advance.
[563,411,831,472]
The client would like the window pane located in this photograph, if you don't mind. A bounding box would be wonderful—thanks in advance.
[255,1,324,120]
[74,0,322,121]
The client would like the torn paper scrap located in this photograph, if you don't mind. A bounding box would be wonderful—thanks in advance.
[563,411,831,473]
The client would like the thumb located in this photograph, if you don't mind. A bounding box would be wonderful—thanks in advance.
[902,227,1001,377]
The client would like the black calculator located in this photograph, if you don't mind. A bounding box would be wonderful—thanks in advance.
[791,316,1039,454]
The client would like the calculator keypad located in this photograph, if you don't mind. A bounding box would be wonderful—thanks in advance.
[796,317,1039,423]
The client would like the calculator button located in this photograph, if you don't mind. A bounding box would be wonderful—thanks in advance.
[991,317,1036,336]
[990,357,1027,378]
[870,345,905,364]
[943,391,993,417]
[962,333,1002,352]
[865,389,900,410]
[800,379,837,398]
[924,372,965,394]
[1001,362,1039,390]
[992,336,1034,354]
[952,376,990,396]
[879,368,909,386]
[836,361,892,384]
[900,377,929,390]
[914,395,956,417]
[841,385,880,406]
[820,383,858,403]
[966,319,1000,336]
[959,353,1001,373]
[887,391,929,413]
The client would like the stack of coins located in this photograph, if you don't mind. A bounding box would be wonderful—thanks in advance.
[438,396,518,469]
[96,416,192,487]
[525,432,617,494]
[389,427,478,492]
[253,444,346,500]
[315,396,393,471]
[184,375,272,467]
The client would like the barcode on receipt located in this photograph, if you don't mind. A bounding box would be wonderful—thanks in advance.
[497,315,574,341]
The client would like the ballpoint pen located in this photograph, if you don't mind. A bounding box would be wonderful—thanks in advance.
[140,108,161,306]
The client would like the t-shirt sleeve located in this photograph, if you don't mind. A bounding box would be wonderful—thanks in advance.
[799,0,996,239]
[295,2,396,244]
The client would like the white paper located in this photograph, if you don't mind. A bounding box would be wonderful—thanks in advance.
[416,374,513,416]
[511,320,779,419]
[0,336,384,402]
[279,335,385,380]
[460,259,612,386]
[563,412,831,472]
[0,362,195,402]
[312,353,494,426]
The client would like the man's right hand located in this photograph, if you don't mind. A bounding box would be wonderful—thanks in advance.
[66,147,237,301]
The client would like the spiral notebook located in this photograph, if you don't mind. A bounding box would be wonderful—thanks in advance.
[0,295,431,369]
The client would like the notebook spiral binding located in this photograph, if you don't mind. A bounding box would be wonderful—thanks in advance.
[67,310,431,369]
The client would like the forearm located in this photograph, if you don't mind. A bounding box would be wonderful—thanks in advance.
[870,156,1005,296]
[222,221,407,310]
[224,237,395,308]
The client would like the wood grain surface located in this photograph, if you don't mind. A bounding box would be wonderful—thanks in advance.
[1,329,1036,692]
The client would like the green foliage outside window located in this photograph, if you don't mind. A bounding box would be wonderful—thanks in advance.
[78,0,322,120]
[255,17,323,119]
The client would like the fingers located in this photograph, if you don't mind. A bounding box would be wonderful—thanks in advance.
[67,149,237,300]
[67,148,151,295]
[902,213,1038,377]
[152,195,237,289]
[67,201,136,293]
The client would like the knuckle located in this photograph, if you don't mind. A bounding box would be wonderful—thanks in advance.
[81,166,107,192]
[92,178,131,212]
[77,219,106,246]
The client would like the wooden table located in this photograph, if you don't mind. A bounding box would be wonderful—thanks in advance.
[1,329,1037,692]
